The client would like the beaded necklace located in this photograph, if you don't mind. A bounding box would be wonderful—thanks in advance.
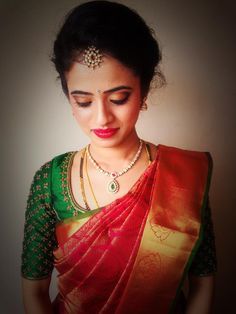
[86,139,143,193]
[79,141,152,210]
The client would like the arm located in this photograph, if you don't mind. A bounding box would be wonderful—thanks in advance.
[22,277,53,314]
[21,160,57,313]
[185,274,215,314]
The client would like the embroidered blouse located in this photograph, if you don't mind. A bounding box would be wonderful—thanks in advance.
[21,151,217,279]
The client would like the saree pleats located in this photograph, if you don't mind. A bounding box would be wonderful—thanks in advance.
[53,145,210,314]
[53,158,158,313]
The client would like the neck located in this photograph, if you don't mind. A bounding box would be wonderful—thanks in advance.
[89,131,141,170]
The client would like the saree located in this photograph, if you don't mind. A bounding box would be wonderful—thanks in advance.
[53,144,212,314]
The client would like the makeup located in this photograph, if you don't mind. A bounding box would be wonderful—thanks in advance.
[92,128,119,139]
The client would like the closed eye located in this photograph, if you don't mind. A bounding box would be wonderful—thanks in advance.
[110,94,130,105]
[76,101,92,107]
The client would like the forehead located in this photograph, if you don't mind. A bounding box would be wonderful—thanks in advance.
[66,55,140,92]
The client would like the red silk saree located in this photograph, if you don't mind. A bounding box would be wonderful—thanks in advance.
[53,144,212,314]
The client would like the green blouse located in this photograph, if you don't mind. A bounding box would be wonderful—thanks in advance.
[21,151,217,279]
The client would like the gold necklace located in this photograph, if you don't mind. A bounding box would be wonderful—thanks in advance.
[145,142,152,165]
[85,150,100,208]
[79,148,91,210]
[79,142,151,210]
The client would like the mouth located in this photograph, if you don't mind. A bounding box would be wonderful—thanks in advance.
[92,128,119,139]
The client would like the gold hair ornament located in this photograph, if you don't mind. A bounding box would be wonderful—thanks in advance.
[83,46,103,69]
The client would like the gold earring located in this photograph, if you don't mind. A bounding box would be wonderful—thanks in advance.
[140,101,148,111]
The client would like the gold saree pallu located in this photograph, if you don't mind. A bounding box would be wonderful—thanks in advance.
[53,145,212,314]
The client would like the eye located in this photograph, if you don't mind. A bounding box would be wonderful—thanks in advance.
[110,93,130,105]
[76,101,92,107]
[73,96,92,107]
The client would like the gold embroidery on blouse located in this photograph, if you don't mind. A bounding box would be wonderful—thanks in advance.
[22,160,57,279]
[60,151,87,215]
[60,153,74,212]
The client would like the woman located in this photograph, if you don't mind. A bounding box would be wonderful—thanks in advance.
[21,1,217,313]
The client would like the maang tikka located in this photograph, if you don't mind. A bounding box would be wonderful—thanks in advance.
[83,46,104,69]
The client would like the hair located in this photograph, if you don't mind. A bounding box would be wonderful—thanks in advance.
[51,0,165,97]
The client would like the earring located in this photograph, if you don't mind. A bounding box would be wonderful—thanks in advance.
[140,100,148,111]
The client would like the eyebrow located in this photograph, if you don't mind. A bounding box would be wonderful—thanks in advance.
[70,85,132,96]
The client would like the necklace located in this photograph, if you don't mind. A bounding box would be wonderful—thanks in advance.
[79,148,90,210]
[86,139,143,193]
[85,150,100,208]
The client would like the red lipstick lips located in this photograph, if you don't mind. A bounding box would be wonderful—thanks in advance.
[93,128,119,139]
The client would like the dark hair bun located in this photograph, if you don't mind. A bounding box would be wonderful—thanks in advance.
[52,0,165,96]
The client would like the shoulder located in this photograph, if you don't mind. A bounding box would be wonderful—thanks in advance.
[158,143,210,157]
[147,142,213,183]
[157,144,213,166]
[146,141,212,163]
[29,151,76,188]
[156,144,213,188]
[50,151,76,169]
[36,151,76,173]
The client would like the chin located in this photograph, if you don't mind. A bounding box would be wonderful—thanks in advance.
[90,135,126,148]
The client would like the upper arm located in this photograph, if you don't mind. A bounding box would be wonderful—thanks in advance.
[22,276,53,314]
[22,276,51,297]
[21,160,57,280]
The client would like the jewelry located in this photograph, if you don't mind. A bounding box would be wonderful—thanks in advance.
[85,150,100,208]
[140,101,148,111]
[145,143,152,165]
[86,139,143,194]
[83,46,103,69]
[79,148,91,210]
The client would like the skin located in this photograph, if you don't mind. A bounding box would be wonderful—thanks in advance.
[66,55,155,207]
[22,55,215,313]
[67,55,143,156]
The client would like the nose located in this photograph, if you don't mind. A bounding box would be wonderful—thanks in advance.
[95,100,113,126]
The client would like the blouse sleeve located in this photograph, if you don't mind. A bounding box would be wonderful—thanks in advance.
[21,160,57,280]
[189,197,217,276]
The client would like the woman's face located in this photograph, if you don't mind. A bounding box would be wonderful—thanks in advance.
[66,55,142,148]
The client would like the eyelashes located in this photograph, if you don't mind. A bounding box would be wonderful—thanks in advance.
[75,93,131,108]
[76,101,92,107]
[110,94,130,105]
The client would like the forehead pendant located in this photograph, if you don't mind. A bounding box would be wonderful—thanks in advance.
[83,46,103,69]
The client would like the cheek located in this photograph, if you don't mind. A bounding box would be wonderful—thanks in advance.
[74,110,91,128]
[123,102,140,122]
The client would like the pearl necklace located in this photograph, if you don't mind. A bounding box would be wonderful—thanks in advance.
[86,139,143,193]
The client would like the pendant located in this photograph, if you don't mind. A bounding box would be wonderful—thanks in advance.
[108,179,119,193]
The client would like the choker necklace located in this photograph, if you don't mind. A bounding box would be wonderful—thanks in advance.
[86,139,143,194]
